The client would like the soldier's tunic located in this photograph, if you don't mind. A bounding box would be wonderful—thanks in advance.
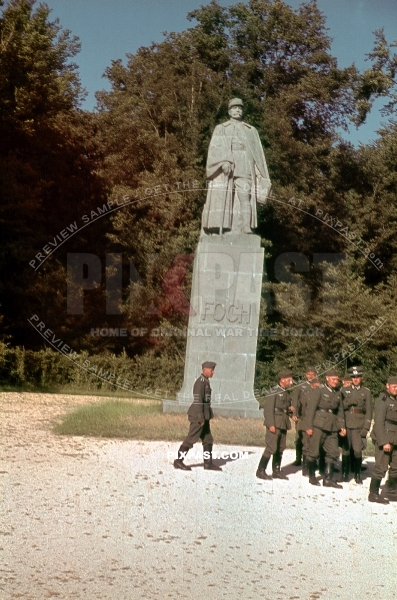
[371,391,397,480]
[262,385,292,459]
[291,380,312,456]
[341,384,372,458]
[305,384,345,465]
[183,375,214,448]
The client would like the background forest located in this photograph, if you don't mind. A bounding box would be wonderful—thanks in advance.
[1,0,397,397]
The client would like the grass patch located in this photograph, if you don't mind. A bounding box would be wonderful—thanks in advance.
[54,399,276,447]
[53,400,375,455]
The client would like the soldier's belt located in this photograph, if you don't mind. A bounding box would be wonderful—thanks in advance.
[274,407,289,414]
[317,408,334,414]
[386,418,397,425]
[348,408,364,414]
[231,144,246,150]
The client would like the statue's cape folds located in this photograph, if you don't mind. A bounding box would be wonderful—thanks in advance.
[202,121,271,231]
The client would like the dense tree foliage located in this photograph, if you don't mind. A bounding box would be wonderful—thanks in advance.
[1,0,396,394]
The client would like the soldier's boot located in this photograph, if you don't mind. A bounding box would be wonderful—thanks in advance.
[256,454,272,480]
[354,457,363,484]
[173,445,192,471]
[318,451,326,477]
[383,477,397,501]
[293,439,303,466]
[203,444,222,471]
[240,205,253,234]
[323,463,343,489]
[342,455,350,482]
[307,460,320,486]
[301,455,308,477]
[368,478,389,504]
[272,453,288,480]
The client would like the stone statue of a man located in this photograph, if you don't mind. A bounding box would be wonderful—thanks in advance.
[201,98,271,235]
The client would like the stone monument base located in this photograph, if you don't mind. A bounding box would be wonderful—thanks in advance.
[162,231,265,420]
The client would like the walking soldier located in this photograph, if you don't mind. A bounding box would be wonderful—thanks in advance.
[173,361,222,471]
[256,370,294,480]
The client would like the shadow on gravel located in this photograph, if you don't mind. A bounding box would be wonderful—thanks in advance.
[183,450,257,470]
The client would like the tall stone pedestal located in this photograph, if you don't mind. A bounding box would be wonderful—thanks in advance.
[163,233,264,418]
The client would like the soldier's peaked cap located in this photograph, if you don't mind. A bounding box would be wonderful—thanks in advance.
[202,361,216,370]
[348,365,363,376]
[387,376,397,384]
[326,368,339,377]
[228,98,244,108]
[278,369,293,379]
[305,366,317,373]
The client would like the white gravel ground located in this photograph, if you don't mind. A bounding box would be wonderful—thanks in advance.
[1,393,397,600]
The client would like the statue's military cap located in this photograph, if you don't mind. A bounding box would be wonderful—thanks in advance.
[202,361,216,370]
[228,98,244,109]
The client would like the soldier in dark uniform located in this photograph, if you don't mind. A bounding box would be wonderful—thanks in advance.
[340,366,372,484]
[305,369,346,488]
[256,369,294,480]
[368,376,397,503]
[173,361,222,471]
[291,367,318,475]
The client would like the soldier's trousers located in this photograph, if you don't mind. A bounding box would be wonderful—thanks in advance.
[341,428,366,458]
[296,429,310,455]
[372,445,397,480]
[306,428,339,465]
[182,420,213,449]
[263,427,287,458]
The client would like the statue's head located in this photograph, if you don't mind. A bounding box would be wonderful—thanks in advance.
[228,98,243,121]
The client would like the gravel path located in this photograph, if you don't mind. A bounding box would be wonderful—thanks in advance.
[1,392,396,600]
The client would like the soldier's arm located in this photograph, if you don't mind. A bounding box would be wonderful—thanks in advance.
[373,394,388,446]
[192,378,205,423]
[337,393,346,431]
[305,387,321,433]
[264,392,276,430]
[363,389,372,433]
[290,386,300,415]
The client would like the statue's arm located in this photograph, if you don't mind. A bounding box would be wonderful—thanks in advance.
[206,124,233,180]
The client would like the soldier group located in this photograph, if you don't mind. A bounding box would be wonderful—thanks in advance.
[174,361,397,505]
[256,365,397,504]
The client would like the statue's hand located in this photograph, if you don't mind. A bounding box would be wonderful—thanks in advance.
[222,162,231,175]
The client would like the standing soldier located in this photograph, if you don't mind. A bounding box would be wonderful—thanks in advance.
[340,366,372,484]
[173,361,222,471]
[368,376,397,503]
[305,369,346,488]
[291,367,318,475]
[256,370,294,480]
